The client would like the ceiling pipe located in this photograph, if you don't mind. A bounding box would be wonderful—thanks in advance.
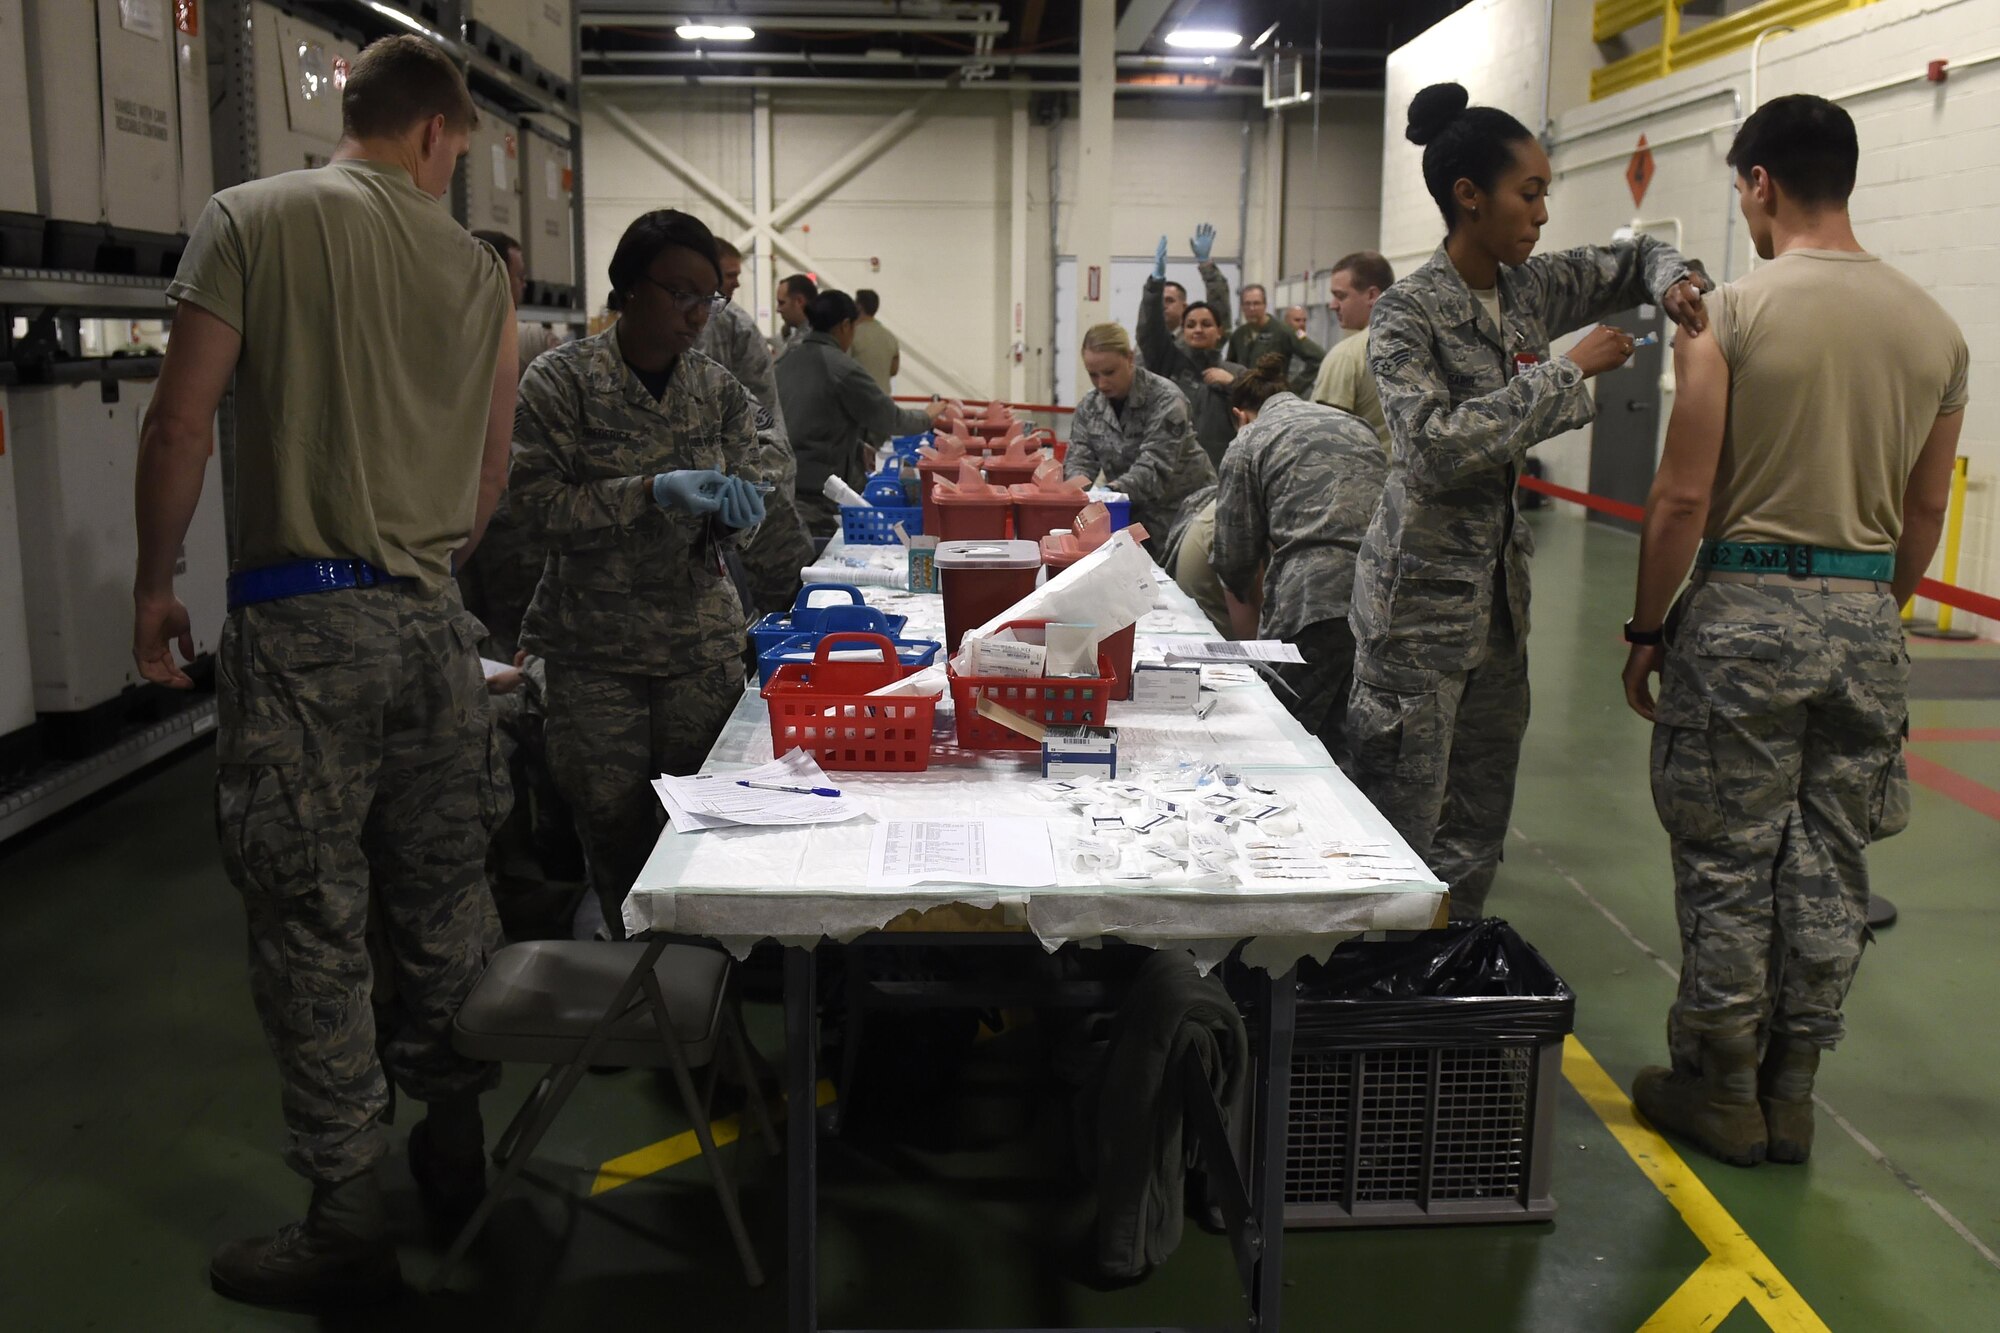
[583,73,1276,95]
[581,12,1009,35]
[588,49,1277,71]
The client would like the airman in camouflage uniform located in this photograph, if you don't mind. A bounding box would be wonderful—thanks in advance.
[1137,277,1246,465]
[1210,392,1385,763]
[1621,96,1970,1167]
[512,323,755,936]
[1064,363,1215,557]
[697,298,815,614]
[1134,260,1233,375]
[1348,236,1703,922]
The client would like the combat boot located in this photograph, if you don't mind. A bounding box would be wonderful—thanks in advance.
[409,1093,488,1242]
[209,1170,401,1307]
[1759,1037,1821,1164]
[1632,1034,1768,1167]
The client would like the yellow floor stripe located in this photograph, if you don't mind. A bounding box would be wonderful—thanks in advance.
[590,1078,836,1198]
[1565,1036,1831,1333]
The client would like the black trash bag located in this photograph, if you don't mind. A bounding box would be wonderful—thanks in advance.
[1293,919,1575,1049]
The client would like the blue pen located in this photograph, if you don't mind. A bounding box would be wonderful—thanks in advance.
[1632,332,1659,348]
[738,780,843,798]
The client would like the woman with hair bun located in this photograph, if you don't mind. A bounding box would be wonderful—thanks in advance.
[1211,353,1388,762]
[1348,82,1711,922]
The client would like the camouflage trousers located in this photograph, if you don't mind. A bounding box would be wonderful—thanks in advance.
[1651,577,1908,1068]
[454,497,544,661]
[543,661,743,938]
[1346,608,1530,923]
[215,584,505,1184]
[737,490,815,618]
[1278,617,1359,773]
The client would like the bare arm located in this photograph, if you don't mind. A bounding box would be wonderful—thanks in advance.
[1892,411,1965,607]
[461,311,520,563]
[1223,578,1263,641]
[134,303,241,687]
[1622,331,1727,719]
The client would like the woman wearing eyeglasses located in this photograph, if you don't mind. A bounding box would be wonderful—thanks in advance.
[775,288,946,538]
[510,209,766,937]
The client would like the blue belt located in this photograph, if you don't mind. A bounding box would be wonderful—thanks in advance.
[1696,541,1894,582]
[227,559,416,611]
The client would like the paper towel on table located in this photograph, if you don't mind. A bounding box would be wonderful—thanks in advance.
[952,528,1158,670]
[865,663,949,697]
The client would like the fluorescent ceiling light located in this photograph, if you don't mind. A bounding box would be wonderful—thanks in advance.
[676,23,755,40]
[1164,28,1241,51]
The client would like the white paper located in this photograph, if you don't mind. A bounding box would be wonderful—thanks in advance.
[1157,638,1306,665]
[654,752,864,832]
[120,0,166,40]
[491,143,509,191]
[479,657,513,680]
[957,529,1158,667]
[867,817,1058,889]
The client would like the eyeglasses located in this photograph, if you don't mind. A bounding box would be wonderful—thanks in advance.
[637,274,726,317]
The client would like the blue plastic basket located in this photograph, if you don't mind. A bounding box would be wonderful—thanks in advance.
[889,433,931,460]
[750,584,909,658]
[1089,491,1132,531]
[757,629,941,687]
[842,504,923,545]
[862,476,908,506]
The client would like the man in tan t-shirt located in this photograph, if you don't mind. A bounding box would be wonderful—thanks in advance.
[132,37,517,1307]
[1310,251,1395,447]
[1618,95,1967,1170]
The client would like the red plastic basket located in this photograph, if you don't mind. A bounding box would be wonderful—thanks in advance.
[948,621,1117,751]
[762,632,940,772]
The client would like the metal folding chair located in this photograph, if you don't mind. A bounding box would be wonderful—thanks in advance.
[433,938,778,1288]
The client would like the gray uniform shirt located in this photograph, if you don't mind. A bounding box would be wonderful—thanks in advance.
[1353,239,1702,673]
[775,329,930,500]
[1064,366,1216,547]
[1211,393,1387,640]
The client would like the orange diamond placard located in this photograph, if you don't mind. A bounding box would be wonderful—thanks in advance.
[1627,135,1655,209]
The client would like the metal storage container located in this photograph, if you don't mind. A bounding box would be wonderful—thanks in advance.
[524,0,571,83]
[461,0,534,71]
[519,120,574,305]
[460,99,522,240]
[9,376,227,718]
[0,390,40,756]
[250,1,359,178]
[22,0,205,271]
[0,0,43,262]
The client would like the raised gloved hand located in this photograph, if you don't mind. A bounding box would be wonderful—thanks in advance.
[1153,235,1169,281]
[1190,222,1216,264]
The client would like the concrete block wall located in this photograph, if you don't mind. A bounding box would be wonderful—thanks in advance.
[583,88,1382,406]
[1380,0,2000,634]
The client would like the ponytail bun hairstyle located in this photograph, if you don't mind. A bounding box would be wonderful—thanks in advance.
[1406,82,1536,229]
[1229,352,1294,413]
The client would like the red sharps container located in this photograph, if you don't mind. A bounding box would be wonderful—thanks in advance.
[935,539,1042,652]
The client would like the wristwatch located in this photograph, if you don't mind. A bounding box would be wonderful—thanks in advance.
[1623,620,1663,646]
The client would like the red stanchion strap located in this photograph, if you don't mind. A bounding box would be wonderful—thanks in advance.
[1515,474,2000,623]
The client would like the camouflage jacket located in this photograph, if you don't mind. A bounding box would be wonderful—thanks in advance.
[510,323,756,674]
[697,299,794,485]
[1211,392,1387,640]
[1133,261,1231,373]
[1064,365,1216,545]
[1137,276,1245,465]
[1354,239,1703,671]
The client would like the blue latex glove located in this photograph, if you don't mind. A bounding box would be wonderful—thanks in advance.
[1190,222,1216,264]
[652,469,730,515]
[716,475,766,530]
[1152,235,1168,281]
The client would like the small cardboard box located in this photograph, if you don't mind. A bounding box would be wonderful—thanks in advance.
[1041,725,1118,780]
[1130,664,1201,710]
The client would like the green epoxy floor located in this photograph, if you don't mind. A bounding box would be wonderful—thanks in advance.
[3,511,1997,1331]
